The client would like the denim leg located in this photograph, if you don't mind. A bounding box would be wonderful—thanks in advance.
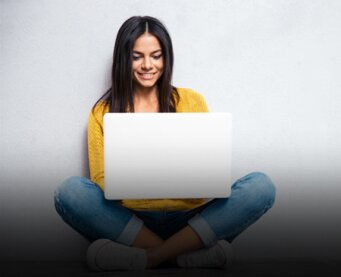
[188,172,276,247]
[54,176,143,246]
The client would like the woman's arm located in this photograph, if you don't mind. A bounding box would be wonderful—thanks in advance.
[195,92,209,112]
[176,88,209,112]
[87,102,108,190]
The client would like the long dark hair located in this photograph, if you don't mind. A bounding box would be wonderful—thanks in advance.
[92,16,179,114]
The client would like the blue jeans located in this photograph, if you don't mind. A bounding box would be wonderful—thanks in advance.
[54,172,275,248]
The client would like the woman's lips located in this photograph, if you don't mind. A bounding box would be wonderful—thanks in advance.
[138,73,155,80]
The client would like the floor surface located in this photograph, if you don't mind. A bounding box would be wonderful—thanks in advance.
[1,260,340,277]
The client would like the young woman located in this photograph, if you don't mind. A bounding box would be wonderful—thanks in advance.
[54,16,276,271]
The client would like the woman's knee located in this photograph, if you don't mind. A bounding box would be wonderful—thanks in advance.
[55,176,86,200]
[234,171,276,211]
[245,172,276,208]
[54,176,98,215]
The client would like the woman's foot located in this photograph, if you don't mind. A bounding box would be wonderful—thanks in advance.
[176,240,233,268]
[86,239,147,271]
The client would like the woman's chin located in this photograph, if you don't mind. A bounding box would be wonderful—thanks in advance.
[134,81,157,89]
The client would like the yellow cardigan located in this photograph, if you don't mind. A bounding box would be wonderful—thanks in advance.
[88,87,209,211]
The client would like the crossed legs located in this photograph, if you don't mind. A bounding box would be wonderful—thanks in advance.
[54,172,275,269]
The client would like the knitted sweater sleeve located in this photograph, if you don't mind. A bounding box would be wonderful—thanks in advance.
[87,102,106,191]
[176,88,209,112]
[195,92,209,112]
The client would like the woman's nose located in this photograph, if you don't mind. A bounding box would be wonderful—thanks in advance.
[141,57,152,70]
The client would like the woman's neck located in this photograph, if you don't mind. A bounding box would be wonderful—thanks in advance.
[133,86,159,112]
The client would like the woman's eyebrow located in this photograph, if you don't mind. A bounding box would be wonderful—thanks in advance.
[133,49,162,55]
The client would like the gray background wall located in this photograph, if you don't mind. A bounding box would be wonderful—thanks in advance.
[1,0,340,261]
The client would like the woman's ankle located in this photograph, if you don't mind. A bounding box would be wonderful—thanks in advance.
[146,247,162,268]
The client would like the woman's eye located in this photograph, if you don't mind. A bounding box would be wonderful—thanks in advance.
[132,54,162,61]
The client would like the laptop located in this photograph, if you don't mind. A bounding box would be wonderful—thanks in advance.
[103,113,232,199]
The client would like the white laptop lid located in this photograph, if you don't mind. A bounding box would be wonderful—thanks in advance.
[103,113,232,199]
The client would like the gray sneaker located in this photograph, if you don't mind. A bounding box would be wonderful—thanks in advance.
[86,239,147,271]
[177,240,233,268]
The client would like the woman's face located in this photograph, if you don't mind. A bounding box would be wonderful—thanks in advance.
[132,33,164,91]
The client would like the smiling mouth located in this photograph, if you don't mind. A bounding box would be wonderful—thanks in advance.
[138,73,156,80]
